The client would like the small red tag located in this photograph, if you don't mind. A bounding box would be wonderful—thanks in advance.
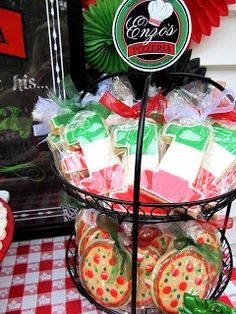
[0,8,26,59]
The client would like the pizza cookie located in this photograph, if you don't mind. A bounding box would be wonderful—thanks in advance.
[75,209,98,243]
[136,247,159,308]
[78,226,110,256]
[80,240,131,308]
[196,229,222,284]
[151,248,209,314]
[149,233,173,255]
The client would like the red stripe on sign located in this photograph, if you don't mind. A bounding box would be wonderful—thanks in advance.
[0,8,26,59]
[127,42,176,57]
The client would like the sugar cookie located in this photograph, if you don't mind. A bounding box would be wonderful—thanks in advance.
[113,119,160,186]
[80,240,131,308]
[151,248,209,314]
[195,122,236,197]
[65,111,124,195]
[135,247,159,308]
[78,226,110,256]
[150,233,173,255]
[141,123,212,203]
[50,112,74,135]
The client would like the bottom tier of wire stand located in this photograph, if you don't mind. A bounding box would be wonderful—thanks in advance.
[66,232,233,314]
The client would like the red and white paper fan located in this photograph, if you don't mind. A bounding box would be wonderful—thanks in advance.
[185,0,236,44]
[82,0,236,45]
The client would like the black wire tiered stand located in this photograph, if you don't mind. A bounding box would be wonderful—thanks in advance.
[51,72,235,314]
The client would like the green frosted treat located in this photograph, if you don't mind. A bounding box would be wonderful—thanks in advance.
[65,111,109,147]
[50,112,74,135]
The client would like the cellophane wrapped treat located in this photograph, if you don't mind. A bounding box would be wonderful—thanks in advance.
[75,208,223,312]
[47,76,236,218]
[63,110,125,195]
[110,117,165,214]
[140,121,213,204]
[195,120,236,198]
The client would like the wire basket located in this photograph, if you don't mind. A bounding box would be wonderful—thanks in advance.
[51,160,236,223]
[51,71,236,223]
[66,231,233,314]
[51,71,236,313]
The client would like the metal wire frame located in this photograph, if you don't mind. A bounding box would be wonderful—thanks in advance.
[66,231,233,314]
[51,160,236,224]
[53,71,236,313]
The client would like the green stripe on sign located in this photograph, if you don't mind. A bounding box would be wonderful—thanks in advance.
[164,124,211,151]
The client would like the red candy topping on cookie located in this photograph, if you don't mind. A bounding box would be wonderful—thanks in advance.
[196,231,219,250]
[151,250,209,314]
[81,241,131,308]
[150,233,173,255]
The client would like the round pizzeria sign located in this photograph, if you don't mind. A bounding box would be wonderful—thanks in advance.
[112,0,192,72]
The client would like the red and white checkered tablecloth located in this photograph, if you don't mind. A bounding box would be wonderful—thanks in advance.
[0,236,235,314]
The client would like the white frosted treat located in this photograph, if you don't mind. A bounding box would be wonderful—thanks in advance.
[113,119,160,186]
[0,190,10,203]
[0,218,7,230]
[0,204,7,219]
[65,111,125,195]
[0,229,6,241]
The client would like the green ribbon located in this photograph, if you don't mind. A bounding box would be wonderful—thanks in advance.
[62,76,81,103]
[173,236,222,268]
[85,101,111,119]
[48,75,111,119]
[60,191,88,209]
[48,90,80,112]
[96,214,131,283]
[169,224,222,268]
[47,75,81,112]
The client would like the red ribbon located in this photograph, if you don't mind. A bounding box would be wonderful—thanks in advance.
[138,225,162,246]
[99,91,166,122]
[210,109,236,122]
[210,81,236,122]
[199,216,233,230]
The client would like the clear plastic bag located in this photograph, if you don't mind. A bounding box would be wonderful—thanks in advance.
[75,209,222,312]
[140,121,212,204]
[48,78,236,216]
[195,120,236,198]
[62,110,125,195]
[76,211,132,309]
